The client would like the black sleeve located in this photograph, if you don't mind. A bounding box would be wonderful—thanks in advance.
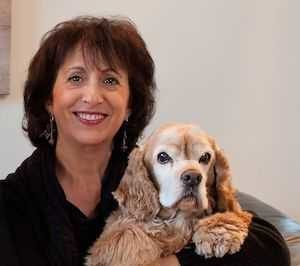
[0,182,19,266]
[176,215,291,266]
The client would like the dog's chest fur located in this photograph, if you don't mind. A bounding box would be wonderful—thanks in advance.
[143,211,195,256]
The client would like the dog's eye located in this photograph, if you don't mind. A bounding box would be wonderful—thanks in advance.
[199,152,211,164]
[157,152,172,164]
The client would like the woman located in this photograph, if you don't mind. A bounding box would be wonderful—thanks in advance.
[0,16,290,266]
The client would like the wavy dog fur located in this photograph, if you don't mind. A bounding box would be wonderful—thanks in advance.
[86,123,252,266]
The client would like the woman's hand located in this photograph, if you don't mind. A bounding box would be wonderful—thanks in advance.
[147,255,180,266]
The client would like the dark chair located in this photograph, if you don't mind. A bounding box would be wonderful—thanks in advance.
[237,192,300,266]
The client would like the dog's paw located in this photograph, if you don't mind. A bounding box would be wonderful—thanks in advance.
[193,223,242,258]
[192,211,252,258]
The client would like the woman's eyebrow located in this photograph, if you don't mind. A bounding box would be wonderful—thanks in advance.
[100,67,122,76]
[66,66,86,72]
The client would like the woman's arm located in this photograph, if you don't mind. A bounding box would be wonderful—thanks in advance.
[175,215,291,266]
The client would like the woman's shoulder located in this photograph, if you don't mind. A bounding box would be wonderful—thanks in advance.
[3,146,54,184]
[0,176,50,266]
[0,175,31,219]
[0,146,54,211]
[0,146,54,259]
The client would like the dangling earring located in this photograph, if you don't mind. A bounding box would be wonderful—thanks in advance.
[49,114,55,145]
[41,114,55,145]
[121,118,128,152]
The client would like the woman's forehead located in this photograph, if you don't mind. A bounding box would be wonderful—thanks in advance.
[61,43,126,74]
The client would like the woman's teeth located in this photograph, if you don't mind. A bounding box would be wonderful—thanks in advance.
[76,112,105,121]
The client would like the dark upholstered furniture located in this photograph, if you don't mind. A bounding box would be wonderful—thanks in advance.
[237,192,300,266]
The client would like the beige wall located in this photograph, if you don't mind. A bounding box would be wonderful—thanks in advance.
[1,0,299,221]
[0,0,11,94]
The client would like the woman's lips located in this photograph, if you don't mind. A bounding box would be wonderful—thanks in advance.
[74,111,108,125]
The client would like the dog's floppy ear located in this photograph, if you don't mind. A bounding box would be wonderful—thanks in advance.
[212,141,242,213]
[112,146,160,220]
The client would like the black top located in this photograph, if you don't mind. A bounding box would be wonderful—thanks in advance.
[66,202,103,265]
[0,146,291,266]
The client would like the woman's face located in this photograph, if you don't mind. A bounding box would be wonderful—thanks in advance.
[47,46,130,148]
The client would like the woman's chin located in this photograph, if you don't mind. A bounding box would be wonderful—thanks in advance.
[75,136,111,147]
[58,133,112,148]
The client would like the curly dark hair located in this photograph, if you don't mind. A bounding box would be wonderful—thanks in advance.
[22,16,156,158]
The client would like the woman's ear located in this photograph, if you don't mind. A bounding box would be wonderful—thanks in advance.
[112,147,160,220]
[212,141,242,213]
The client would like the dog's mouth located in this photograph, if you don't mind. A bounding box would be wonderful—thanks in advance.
[182,189,197,199]
[175,190,199,211]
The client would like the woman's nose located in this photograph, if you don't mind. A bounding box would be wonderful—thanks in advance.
[82,82,104,105]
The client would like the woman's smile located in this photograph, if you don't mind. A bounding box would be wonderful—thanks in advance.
[73,111,108,126]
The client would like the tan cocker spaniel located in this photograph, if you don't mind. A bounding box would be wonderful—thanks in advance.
[86,123,252,266]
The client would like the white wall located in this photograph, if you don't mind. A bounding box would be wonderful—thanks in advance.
[1,0,299,222]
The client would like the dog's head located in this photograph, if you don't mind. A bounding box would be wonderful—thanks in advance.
[113,123,241,220]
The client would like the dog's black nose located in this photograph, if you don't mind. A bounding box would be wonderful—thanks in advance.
[181,171,202,187]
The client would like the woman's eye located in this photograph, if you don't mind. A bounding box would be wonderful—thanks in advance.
[157,152,172,164]
[199,152,211,164]
[68,75,82,83]
[103,77,119,86]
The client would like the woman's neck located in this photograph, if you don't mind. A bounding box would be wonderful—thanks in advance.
[55,137,112,187]
[54,138,112,217]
